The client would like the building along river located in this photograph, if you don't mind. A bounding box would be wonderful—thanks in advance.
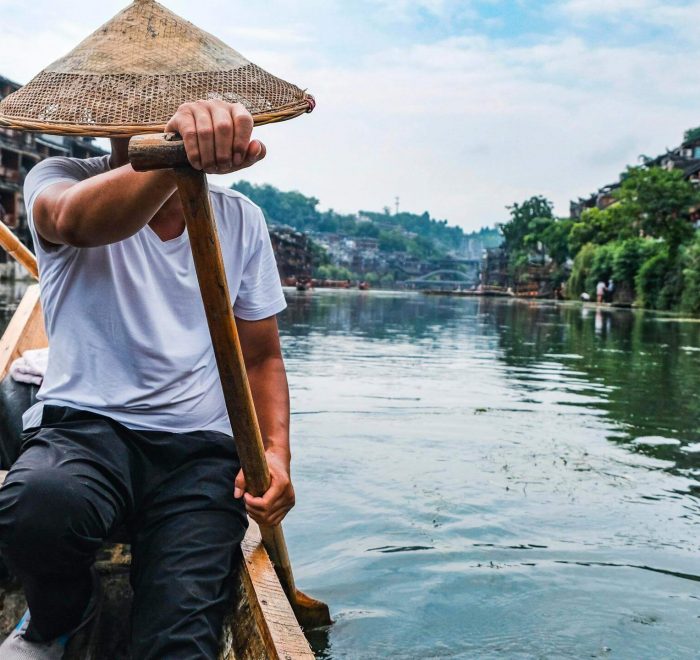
[1,285,699,659]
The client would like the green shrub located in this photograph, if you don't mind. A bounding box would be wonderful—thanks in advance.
[658,258,685,310]
[567,243,596,297]
[610,238,660,299]
[635,243,683,310]
[585,243,616,294]
[681,235,700,314]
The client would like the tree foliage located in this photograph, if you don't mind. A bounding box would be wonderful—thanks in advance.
[684,126,700,144]
[568,205,636,255]
[501,196,554,254]
[500,196,573,284]
[615,166,698,252]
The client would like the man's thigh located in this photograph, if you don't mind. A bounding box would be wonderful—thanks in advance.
[129,437,248,660]
[0,408,134,567]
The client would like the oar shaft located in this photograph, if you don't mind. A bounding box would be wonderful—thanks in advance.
[0,223,38,280]
[171,167,307,604]
[172,168,272,495]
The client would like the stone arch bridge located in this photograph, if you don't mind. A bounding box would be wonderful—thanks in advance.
[404,264,480,290]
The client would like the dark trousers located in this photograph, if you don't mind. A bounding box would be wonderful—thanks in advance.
[0,405,248,659]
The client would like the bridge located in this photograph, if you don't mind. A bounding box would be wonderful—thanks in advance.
[404,265,480,290]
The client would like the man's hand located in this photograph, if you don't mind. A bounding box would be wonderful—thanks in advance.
[234,450,295,527]
[165,100,266,174]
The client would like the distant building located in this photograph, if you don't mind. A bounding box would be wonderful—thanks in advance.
[481,248,509,289]
[268,224,314,281]
[645,134,700,178]
[569,182,620,220]
[0,74,106,274]
[570,133,700,220]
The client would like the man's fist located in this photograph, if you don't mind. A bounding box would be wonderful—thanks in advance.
[165,100,266,174]
[234,450,295,527]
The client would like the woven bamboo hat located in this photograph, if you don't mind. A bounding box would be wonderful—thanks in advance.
[0,0,314,137]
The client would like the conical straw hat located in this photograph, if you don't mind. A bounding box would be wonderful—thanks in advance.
[0,0,314,137]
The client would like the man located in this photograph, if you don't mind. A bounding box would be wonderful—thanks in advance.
[596,280,607,304]
[0,100,295,659]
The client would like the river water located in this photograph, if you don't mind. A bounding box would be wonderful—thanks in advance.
[278,290,699,659]
[1,287,699,658]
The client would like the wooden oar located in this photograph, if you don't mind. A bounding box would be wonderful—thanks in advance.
[128,133,332,629]
[0,222,38,280]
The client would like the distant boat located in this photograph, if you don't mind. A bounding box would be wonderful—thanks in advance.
[358,281,370,291]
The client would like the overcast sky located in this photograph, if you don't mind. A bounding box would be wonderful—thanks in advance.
[1,0,699,231]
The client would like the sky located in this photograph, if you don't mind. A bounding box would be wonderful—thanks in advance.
[1,0,700,231]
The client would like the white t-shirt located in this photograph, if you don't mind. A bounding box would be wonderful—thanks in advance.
[22,155,286,435]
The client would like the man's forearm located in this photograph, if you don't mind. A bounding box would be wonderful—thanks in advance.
[52,165,176,247]
[245,355,291,465]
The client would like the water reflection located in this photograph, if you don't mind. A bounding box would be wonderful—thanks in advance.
[282,290,471,342]
[487,299,700,483]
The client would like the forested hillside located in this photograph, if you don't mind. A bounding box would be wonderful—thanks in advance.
[231,180,501,257]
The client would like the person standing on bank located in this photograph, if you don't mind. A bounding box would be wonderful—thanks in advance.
[0,0,315,658]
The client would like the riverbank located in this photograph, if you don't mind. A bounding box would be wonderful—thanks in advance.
[419,287,700,321]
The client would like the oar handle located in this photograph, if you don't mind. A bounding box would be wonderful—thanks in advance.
[0,223,38,280]
[129,133,189,171]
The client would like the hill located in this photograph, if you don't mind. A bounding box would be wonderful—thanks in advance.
[231,180,501,259]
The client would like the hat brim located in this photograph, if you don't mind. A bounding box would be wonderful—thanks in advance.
[0,97,313,137]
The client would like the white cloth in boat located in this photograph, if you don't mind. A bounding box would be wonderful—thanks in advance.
[21,155,286,434]
[10,348,49,386]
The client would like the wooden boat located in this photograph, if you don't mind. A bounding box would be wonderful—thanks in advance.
[0,285,315,659]
[295,277,313,292]
[421,288,512,298]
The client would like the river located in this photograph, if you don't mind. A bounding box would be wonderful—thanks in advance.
[2,286,699,658]
[279,290,699,659]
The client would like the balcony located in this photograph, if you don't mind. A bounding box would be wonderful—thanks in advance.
[0,166,19,183]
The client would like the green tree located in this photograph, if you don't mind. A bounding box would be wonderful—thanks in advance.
[315,264,356,280]
[540,217,574,265]
[233,181,320,230]
[501,196,554,254]
[683,126,700,144]
[615,166,698,253]
[610,237,660,300]
[378,230,407,253]
[568,205,636,255]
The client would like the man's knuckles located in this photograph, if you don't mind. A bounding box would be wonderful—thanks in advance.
[213,119,233,134]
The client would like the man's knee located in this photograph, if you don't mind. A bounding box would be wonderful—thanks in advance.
[0,467,102,568]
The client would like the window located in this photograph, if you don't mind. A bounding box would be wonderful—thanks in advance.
[0,191,17,228]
